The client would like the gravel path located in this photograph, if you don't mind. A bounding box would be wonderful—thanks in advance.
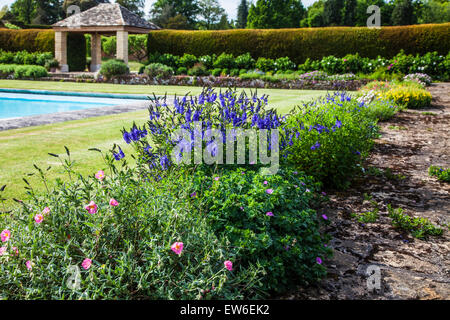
[285,83,450,300]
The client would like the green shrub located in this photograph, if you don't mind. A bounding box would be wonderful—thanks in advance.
[176,66,188,75]
[198,54,216,69]
[179,53,198,69]
[0,162,262,299]
[158,53,180,69]
[13,65,48,79]
[239,69,248,75]
[190,168,330,292]
[187,63,208,76]
[235,53,255,70]
[221,68,229,76]
[144,63,174,79]
[255,57,274,72]
[99,59,129,79]
[0,50,15,64]
[274,57,296,71]
[230,68,240,77]
[36,52,54,66]
[211,68,222,76]
[213,53,236,69]
[387,204,443,239]
[282,92,379,188]
[0,64,18,76]
[428,166,450,182]
[44,58,59,70]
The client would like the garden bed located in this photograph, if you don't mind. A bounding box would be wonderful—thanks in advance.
[284,83,450,300]
[39,73,371,91]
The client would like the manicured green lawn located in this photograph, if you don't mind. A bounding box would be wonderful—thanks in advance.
[0,80,331,203]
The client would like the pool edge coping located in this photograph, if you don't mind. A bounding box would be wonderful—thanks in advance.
[0,88,153,101]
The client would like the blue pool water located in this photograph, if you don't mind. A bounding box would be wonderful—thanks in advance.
[0,92,142,119]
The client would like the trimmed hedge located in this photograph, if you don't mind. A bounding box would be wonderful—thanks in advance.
[0,29,54,53]
[67,33,87,72]
[0,30,86,72]
[147,23,450,64]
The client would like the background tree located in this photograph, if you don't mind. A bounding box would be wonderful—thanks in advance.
[236,0,249,28]
[197,0,225,29]
[165,14,191,29]
[0,5,8,19]
[33,0,63,24]
[391,0,417,25]
[247,0,305,28]
[115,0,144,17]
[419,0,450,23]
[300,0,325,27]
[341,0,357,25]
[323,0,344,25]
[216,14,233,29]
[151,0,199,27]
[10,0,37,24]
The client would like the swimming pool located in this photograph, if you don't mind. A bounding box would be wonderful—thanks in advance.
[0,91,146,120]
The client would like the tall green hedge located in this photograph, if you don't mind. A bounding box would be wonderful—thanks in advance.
[0,29,54,53]
[67,33,86,71]
[147,23,450,64]
[0,29,86,71]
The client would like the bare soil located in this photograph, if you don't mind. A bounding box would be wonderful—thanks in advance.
[286,83,450,300]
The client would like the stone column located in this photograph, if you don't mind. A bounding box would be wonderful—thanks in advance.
[55,31,68,72]
[116,30,128,65]
[90,33,102,72]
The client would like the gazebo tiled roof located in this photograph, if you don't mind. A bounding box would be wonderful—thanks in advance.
[53,3,159,32]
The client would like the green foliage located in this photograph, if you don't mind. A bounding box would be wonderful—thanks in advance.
[213,53,236,69]
[211,68,222,76]
[176,66,188,75]
[428,166,450,182]
[0,160,262,299]
[274,57,296,71]
[187,63,209,76]
[387,204,443,239]
[190,167,330,292]
[255,57,275,72]
[247,0,306,28]
[235,53,255,70]
[0,63,47,79]
[144,63,174,79]
[99,59,129,79]
[199,54,216,69]
[179,53,198,69]
[0,50,53,67]
[67,33,86,72]
[283,92,380,188]
[351,208,379,223]
[158,53,180,69]
[13,64,48,79]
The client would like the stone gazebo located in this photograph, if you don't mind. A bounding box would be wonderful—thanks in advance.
[52,3,159,72]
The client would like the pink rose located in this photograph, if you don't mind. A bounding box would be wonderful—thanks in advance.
[82,258,92,270]
[224,260,233,271]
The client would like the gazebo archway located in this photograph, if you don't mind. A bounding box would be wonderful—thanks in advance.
[52,3,159,72]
